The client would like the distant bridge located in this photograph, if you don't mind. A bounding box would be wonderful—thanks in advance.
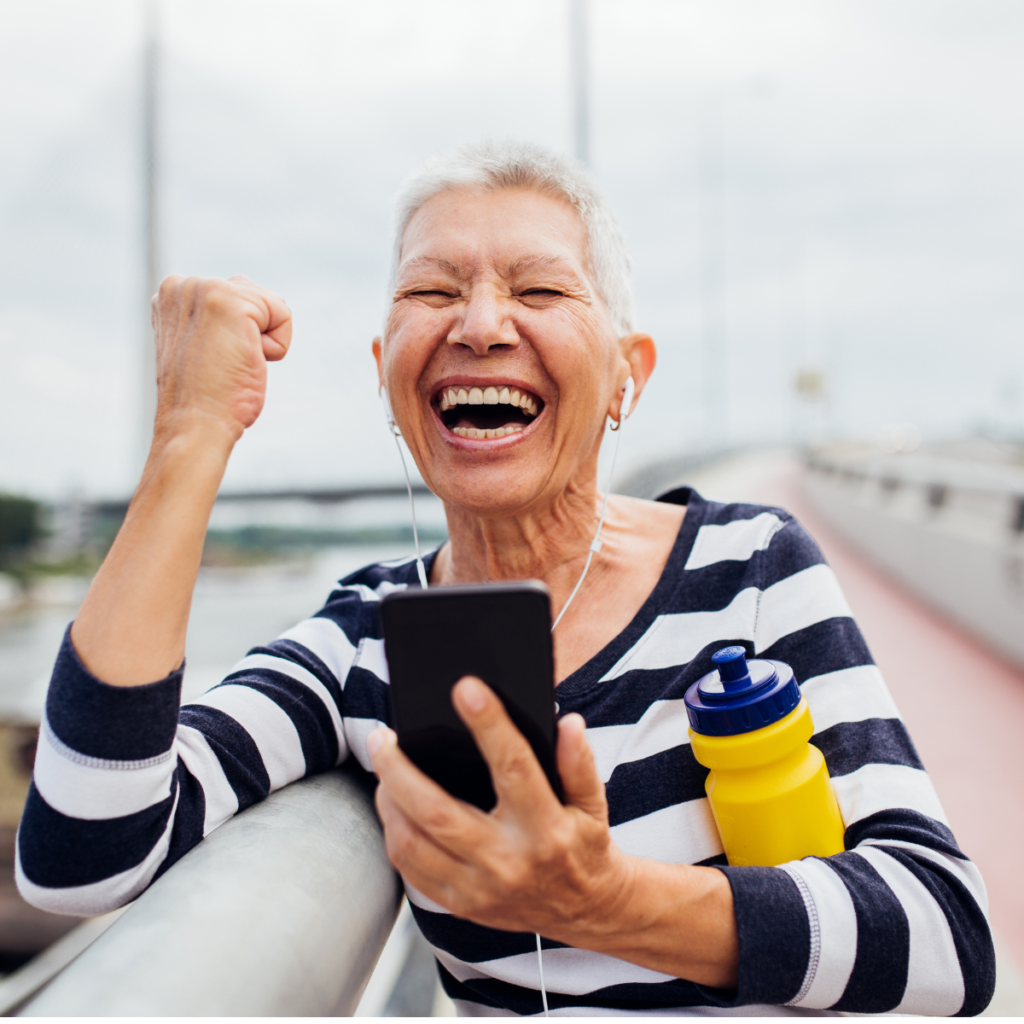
[90,484,434,519]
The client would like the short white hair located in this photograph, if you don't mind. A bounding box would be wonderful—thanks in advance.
[390,141,635,335]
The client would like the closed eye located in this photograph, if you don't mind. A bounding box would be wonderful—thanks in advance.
[405,289,460,307]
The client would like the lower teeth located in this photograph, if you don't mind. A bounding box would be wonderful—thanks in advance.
[451,425,525,440]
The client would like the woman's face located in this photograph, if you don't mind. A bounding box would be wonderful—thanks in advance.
[376,187,631,518]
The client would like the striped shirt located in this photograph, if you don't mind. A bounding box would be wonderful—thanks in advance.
[16,489,995,1015]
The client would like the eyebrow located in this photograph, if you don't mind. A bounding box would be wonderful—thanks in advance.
[399,253,579,281]
[504,255,576,276]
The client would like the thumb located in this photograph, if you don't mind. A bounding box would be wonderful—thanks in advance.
[556,714,607,821]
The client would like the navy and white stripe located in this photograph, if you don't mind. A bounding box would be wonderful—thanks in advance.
[16,489,995,1015]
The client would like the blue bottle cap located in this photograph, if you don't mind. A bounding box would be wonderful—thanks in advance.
[685,647,801,736]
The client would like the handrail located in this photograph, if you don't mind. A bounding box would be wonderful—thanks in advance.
[0,908,126,1016]
[17,765,401,1016]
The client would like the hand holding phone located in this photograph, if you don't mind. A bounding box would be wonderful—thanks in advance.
[381,581,562,810]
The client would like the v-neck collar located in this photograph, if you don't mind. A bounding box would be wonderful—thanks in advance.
[553,488,710,700]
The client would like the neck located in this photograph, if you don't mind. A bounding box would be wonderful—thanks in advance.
[436,467,604,611]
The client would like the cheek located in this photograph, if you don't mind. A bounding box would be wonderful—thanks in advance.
[381,332,436,416]
[523,311,617,399]
[553,359,613,432]
[384,306,443,367]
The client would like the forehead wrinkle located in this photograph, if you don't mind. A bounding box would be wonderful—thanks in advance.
[399,255,463,277]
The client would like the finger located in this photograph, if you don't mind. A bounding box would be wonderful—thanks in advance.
[375,783,469,876]
[451,677,559,815]
[556,713,608,822]
[226,276,292,361]
[152,274,183,321]
[374,785,477,913]
[367,727,490,858]
[261,325,291,361]
[257,290,291,361]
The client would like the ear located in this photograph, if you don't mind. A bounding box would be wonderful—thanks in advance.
[372,337,384,388]
[610,333,657,421]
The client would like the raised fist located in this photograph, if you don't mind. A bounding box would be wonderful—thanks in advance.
[150,274,292,442]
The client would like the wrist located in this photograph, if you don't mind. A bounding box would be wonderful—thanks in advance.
[563,856,739,989]
[566,847,642,950]
[152,406,241,455]
[147,414,238,481]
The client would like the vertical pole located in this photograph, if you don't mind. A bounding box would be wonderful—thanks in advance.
[699,95,726,446]
[140,0,160,468]
[569,0,589,165]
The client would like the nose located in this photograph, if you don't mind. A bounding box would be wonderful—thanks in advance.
[446,285,519,356]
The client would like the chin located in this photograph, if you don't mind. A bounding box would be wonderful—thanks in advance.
[430,469,547,520]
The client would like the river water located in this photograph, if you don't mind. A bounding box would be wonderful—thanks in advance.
[0,543,414,722]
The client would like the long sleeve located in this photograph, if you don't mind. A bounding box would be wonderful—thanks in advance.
[714,517,995,1016]
[15,562,406,917]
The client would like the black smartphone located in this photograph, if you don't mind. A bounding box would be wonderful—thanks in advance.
[380,580,562,811]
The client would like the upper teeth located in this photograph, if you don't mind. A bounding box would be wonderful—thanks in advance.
[439,386,539,417]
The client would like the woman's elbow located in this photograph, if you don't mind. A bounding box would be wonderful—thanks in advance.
[14,845,144,918]
[14,801,170,918]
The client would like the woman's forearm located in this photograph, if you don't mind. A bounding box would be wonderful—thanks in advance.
[70,422,236,687]
[572,857,739,989]
[70,274,291,688]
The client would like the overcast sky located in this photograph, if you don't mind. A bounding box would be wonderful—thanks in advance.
[1,0,1023,498]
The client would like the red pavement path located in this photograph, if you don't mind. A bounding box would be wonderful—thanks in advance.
[751,464,1024,972]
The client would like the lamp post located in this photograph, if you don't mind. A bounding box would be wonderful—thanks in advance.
[699,93,726,446]
[139,0,161,469]
[569,0,589,165]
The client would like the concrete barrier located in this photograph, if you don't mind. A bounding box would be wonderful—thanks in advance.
[804,450,1024,671]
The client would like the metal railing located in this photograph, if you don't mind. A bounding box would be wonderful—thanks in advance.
[13,765,401,1016]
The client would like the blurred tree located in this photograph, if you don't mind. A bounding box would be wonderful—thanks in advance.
[0,495,42,572]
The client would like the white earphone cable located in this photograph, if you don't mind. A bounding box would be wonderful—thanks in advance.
[537,377,634,1016]
[548,421,623,633]
[386,380,633,1016]
[535,932,550,1016]
[549,378,632,633]
[386,414,429,589]
[394,434,429,590]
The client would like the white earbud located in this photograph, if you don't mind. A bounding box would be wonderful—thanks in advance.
[610,376,636,431]
[621,375,636,419]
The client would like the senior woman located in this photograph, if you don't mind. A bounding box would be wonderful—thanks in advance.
[18,144,992,1016]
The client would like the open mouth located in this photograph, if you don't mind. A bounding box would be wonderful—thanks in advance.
[435,385,543,440]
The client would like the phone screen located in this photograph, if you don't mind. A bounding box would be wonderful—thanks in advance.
[381,581,562,811]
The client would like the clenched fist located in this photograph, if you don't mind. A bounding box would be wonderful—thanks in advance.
[151,275,292,443]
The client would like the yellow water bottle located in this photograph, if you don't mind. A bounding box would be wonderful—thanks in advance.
[685,646,845,867]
